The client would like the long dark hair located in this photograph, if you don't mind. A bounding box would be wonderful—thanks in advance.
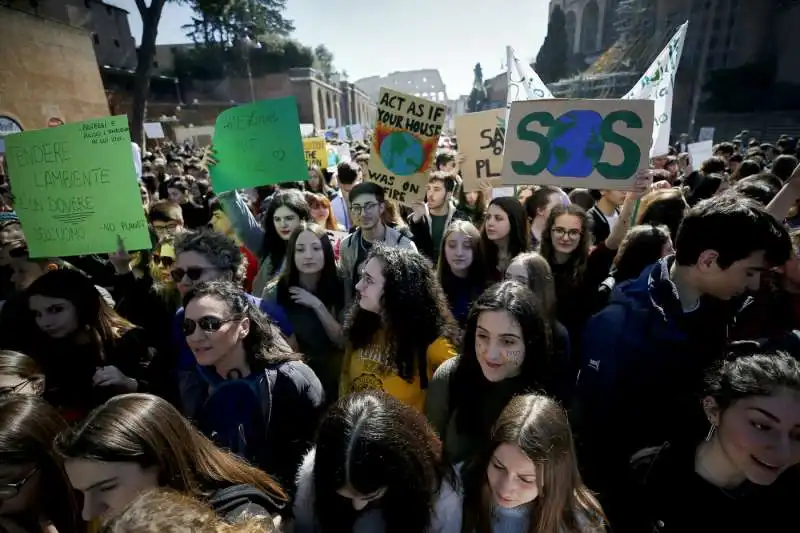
[539,204,591,287]
[55,393,287,505]
[183,281,300,368]
[461,394,606,533]
[313,391,454,533]
[450,281,552,438]
[481,197,530,274]
[276,222,343,312]
[26,269,136,363]
[438,220,486,311]
[261,190,311,272]
[344,246,459,388]
[0,395,85,533]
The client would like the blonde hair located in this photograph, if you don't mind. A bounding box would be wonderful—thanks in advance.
[101,489,276,533]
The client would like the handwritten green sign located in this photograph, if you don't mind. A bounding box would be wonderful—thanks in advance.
[4,115,151,258]
[210,97,307,192]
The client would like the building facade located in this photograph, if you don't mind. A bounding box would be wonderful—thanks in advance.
[12,0,138,70]
[0,5,109,137]
[355,69,448,104]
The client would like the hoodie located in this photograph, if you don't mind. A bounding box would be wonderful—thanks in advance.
[208,483,284,522]
[293,448,463,533]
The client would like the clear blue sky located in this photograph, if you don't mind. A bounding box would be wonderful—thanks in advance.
[104,0,549,98]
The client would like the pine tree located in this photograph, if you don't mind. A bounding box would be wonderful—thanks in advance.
[535,6,569,83]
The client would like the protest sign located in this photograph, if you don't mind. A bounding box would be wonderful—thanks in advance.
[4,115,151,258]
[210,97,306,192]
[688,140,713,167]
[698,127,715,143]
[455,109,506,191]
[303,137,326,169]
[503,99,654,190]
[144,122,165,139]
[367,88,446,204]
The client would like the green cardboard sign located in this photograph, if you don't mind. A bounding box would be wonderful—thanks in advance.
[4,115,151,258]
[210,97,307,191]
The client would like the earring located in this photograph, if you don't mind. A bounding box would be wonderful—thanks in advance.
[705,424,717,442]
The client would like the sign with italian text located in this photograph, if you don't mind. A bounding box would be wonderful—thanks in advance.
[4,115,151,257]
[454,109,506,191]
[502,99,654,190]
[366,88,446,204]
[210,97,307,192]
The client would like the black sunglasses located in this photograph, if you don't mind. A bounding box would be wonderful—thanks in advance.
[0,467,39,500]
[182,316,235,336]
[153,255,175,268]
[171,266,216,283]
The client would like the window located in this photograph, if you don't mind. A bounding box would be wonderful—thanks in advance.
[106,6,112,15]
[153,61,159,68]
[93,33,99,45]
[84,0,91,7]
[114,39,120,48]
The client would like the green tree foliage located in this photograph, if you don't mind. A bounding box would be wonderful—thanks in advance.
[313,44,335,81]
[184,0,294,45]
[172,36,314,82]
[535,5,569,83]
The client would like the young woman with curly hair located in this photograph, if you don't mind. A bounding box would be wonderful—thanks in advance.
[340,246,460,411]
[293,391,462,533]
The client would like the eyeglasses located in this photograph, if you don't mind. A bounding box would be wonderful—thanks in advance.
[0,468,39,500]
[170,266,217,283]
[551,227,582,240]
[153,255,175,268]
[182,316,236,336]
[0,379,34,396]
[350,202,379,215]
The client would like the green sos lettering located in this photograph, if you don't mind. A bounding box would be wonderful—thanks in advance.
[510,110,643,180]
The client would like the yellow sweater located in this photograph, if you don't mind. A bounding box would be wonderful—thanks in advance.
[339,334,456,411]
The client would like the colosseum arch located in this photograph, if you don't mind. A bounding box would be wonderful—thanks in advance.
[580,0,601,54]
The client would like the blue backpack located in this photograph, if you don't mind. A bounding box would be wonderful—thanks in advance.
[197,369,276,467]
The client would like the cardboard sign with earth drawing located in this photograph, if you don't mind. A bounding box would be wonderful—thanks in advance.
[502,99,654,190]
[366,88,446,205]
[454,108,506,192]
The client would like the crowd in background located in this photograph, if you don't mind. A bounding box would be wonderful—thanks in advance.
[0,128,797,533]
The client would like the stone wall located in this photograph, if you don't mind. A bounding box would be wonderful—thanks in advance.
[0,7,109,131]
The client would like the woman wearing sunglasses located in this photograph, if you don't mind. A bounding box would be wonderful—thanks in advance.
[0,395,85,533]
[171,229,297,379]
[180,280,323,490]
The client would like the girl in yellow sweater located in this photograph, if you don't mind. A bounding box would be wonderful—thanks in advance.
[340,245,459,411]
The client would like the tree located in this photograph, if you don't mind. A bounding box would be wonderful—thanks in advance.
[184,0,293,46]
[535,5,569,83]
[313,45,335,81]
[467,63,487,113]
[130,0,175,148]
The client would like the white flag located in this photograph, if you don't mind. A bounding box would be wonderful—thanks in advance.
[498,47,554,198]
[505,45,554,109]
[622,22,689,157]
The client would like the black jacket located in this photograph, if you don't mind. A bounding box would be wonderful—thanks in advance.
[587,204,617,244]
[607,441,800,533]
